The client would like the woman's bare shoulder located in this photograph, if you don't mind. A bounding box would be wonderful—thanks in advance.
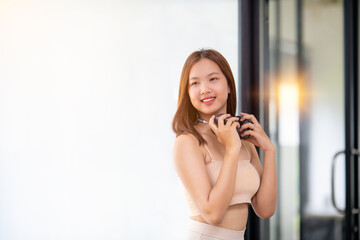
[174,133,203,155]
[243,140,258,149]
[173,133,203,166]
[241,140,253,155]
[174,133,199,146]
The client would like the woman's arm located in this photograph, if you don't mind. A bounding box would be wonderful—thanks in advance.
[173,114,241,225]
[248,143,277,218]
[239,113,277,218]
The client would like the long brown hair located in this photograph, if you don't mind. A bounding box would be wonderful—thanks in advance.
[172,49,237,145]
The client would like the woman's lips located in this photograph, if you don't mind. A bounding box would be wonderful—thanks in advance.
[201,97,215,104]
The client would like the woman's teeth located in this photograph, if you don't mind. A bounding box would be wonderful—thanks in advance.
[202,97,215,102]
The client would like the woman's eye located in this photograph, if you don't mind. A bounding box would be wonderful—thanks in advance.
[190,82,199,86]
[210,77,218,81]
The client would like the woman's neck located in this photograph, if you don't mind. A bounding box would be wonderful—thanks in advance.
[194,120,212,135]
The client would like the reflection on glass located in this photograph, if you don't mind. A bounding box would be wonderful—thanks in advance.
[278,80,299,146]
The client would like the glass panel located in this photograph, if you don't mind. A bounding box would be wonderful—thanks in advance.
[268,0,300,239]
[269,0,345,239]
[0,1,238,239]
[301,1,345,239]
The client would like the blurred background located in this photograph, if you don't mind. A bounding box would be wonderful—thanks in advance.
[0,0,358,239]
[0,0,237,239]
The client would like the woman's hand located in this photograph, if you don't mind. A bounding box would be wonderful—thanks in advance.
[208,114,242,153]
[239,113,274,152]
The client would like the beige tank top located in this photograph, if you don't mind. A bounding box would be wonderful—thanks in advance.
[184,143,260,216]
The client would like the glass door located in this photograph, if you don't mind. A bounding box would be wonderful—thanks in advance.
[267,0,360,239]
[300,1,346,239]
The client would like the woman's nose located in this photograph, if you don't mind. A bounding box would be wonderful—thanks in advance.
[200,83,211,94]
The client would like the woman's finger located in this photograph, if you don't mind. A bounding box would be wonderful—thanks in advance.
[241,128,259,141]
[217,113,230,128]
[225,116,239,127]
[208,115,215,125]
[208,115,218,134]
[230,121,240,129]
[240,112,260,125]
[241,129,252,139]
[239,122,255,132]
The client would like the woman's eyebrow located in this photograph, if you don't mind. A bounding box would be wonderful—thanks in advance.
[207,72,220,76]
[189,72,220,81]
[189,76,199,81]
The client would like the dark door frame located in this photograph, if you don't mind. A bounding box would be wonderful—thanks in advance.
[239,0,270,239]
[344,0,359,239]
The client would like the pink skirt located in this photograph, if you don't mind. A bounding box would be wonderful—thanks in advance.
[186,219,245,240]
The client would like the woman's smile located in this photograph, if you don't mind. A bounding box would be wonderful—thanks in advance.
[201,96,216,104]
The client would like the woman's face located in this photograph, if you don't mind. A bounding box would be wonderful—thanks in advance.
[188,58,230,120]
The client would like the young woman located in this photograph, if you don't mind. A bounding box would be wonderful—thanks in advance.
[172,49,277,240]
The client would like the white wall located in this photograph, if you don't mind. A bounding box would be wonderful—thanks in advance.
[0,0,238,239]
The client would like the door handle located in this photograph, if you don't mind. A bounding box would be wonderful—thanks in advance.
[331,150,346,214]
[331,149,360,215]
